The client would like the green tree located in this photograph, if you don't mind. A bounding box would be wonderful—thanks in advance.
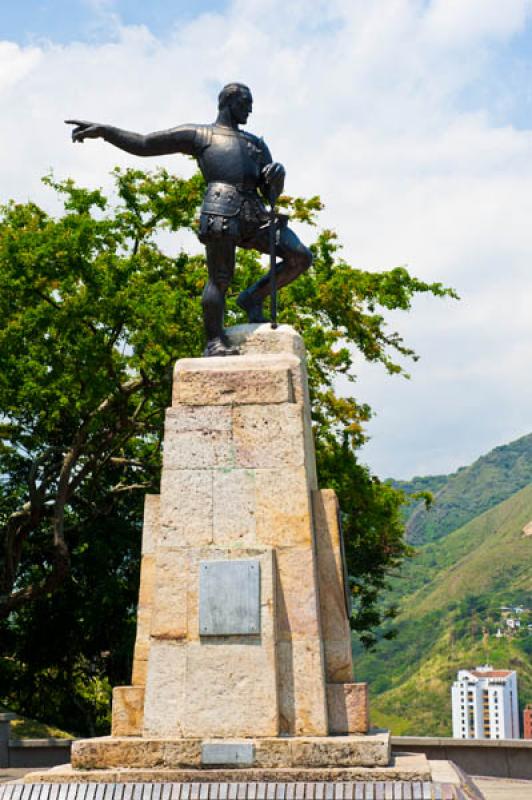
[0,168,455,732]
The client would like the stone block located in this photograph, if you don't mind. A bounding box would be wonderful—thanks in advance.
[163,428,234,470]
[166,405,232,431]
[322,640,354,683]
[232,404,305,469]
[212,468,257,546]
[150,550,188,639]
[142,494,160,555]
[132,637,150,664]
[72,736,199,770]
[160,469,212,547]
[134,603,152,644]
[313,489,353,682]
[26,749,432,782]
[111,686,145,737]
[183,640,279,737]
[70,732,392,772]
[173,358,294,406]
[226,323,305,361]
[137,553,155,609]
[131,658,147,687]
[327,682,369,735]
[143,641,187,737]
[289,731,389,767]
[277,639,328,736]
[275,547,321,640]
[255,467,312,547]
[131,604,152,685]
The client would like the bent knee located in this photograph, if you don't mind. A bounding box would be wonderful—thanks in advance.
[301,245,313,270]
[286,244,312,274]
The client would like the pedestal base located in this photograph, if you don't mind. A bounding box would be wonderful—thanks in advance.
[19,755,489,799]
[22,752,431,784]
[69,733,390,771]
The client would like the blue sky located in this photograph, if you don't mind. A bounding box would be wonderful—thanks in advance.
[2,0,532,478]
[1,1,229,44]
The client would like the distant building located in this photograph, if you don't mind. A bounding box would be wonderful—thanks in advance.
[524,705,532,740]
[451,665,519,739]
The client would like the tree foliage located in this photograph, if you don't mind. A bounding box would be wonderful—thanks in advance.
[0,168,455,733]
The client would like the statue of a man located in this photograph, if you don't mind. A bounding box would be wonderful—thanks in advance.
[67,83,312,356]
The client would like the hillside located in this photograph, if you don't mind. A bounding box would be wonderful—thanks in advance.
[354,483,532,736]
[394,432,532,545]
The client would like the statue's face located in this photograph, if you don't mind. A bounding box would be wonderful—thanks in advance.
[229,90,253,124]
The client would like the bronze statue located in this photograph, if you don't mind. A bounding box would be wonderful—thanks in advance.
[66,83,312,356]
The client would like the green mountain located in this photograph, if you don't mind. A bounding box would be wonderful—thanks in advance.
[394,432,532,545]
[354,481,532,736]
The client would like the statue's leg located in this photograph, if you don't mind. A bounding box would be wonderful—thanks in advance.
[237,224,312,321]
[202,240,239,356]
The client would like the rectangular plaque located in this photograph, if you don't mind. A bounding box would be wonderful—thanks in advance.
[199,559,260,636]
[201,742,255,766]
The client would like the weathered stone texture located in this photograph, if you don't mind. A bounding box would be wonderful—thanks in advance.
[143,548,278,738]
[277,640,328,736]
[173,357,296,406]
[142,641,186,738]
[327,683,369,735]
[131,494,160,691]
[72,732,390,771]
[150,550,188,640]
[159,469,213,547]
[111,687,145,737]
[141,493,160,555]
[226,323,306,360]
[25,756,433,783]
[255,467,312,547]
[162,428,234,471]
[313,488,353,685]
[184,639,278,737]
[25,753,433,783]
[212,468,257,546]
[166,404,233,431]
[232,405,305,469]
[275,548,321,640]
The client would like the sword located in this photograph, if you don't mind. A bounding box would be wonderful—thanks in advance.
[268,200,278,329]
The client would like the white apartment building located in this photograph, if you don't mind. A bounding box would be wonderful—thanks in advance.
[452,665,519,739]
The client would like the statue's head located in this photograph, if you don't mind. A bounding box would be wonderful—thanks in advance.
[218,83,253,124]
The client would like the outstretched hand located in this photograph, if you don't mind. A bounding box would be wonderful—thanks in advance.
[65,120,106,143]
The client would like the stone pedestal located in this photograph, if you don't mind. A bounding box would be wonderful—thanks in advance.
[115,323,367,746]
[42,324,383,778]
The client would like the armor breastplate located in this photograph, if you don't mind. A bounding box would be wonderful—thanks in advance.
[198,125,265,190]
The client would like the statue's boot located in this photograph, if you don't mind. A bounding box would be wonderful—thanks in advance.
[237,288,268,323]
[203,336,239,357]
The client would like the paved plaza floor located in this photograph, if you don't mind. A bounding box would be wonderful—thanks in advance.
[473,777,532,799]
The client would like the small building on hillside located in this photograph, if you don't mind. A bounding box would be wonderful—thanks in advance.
[451,665,519,740]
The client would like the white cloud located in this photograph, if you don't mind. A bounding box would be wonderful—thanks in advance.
[424,0,532,45]
[0,41,41,92]
[1,0,532,477]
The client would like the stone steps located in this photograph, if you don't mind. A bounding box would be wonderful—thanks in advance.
[1,781,472,800]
